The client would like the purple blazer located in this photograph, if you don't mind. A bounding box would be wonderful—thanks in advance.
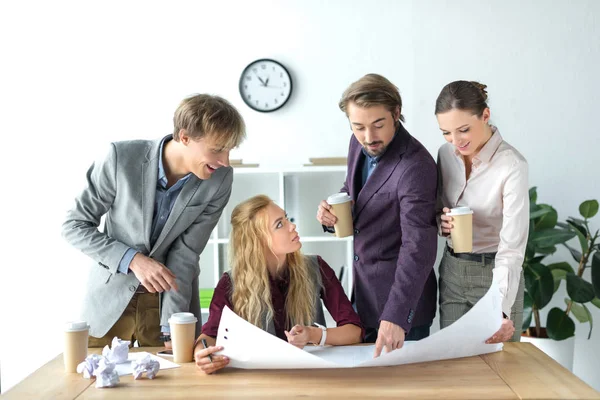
[342,123,438,333]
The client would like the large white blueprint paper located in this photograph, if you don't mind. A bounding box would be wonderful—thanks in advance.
[216,281,504,369]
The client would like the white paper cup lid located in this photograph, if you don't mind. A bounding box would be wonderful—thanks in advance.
[168,312,198,324]
[447,207,473,216]
[327,193,352,205]
[65,321,89,332]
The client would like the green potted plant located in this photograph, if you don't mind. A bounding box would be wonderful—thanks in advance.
[521,187,600,370]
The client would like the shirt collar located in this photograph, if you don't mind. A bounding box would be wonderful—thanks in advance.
[158,136,191,188]
[157,137,169,188]
[361,147,380,163]
[454,125,503,164]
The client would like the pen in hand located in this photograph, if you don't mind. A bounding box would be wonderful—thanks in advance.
[201,338,213,364]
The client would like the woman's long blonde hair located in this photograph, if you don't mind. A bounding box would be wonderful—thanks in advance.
[229,195,320,331]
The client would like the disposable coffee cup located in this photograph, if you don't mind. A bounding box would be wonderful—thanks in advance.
[64,321,89,373]
[447,207,474,253]
[168,312,197,363]
[327,193,353,238]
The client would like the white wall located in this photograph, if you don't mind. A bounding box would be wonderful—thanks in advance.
[1,0,599,392]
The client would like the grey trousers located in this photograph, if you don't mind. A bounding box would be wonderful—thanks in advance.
[439,247,524,342]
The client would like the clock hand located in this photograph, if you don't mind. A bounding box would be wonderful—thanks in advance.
[263,77,284,89]
[253,71,267,86]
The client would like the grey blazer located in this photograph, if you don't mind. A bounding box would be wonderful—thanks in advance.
[62,136,232,338]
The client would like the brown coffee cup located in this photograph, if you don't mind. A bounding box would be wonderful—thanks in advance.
[168,312,197,363]
[447,207,474,253]
[64,321,89,373]
[327,193,353,238]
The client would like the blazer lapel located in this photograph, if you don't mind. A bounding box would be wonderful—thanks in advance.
[353,124,410,220]
[141,140,161,253]
[345,136,362,204]
[150,175,202,254]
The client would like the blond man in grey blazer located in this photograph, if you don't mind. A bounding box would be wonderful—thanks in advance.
[62,94,246,348]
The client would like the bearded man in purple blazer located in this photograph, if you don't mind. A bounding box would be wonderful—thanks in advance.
[317,74,438,358]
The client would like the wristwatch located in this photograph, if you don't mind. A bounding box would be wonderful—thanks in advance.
[313,322,327,346]
[159,334,171,342]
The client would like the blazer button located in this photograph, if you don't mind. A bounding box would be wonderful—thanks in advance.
[129,285,136,292]
[354,229,360,235]
[354,255,359,261]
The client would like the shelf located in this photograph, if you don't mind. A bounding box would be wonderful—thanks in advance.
[217,172,280,238]
[198,166,354,302]
[198,243,216,288]
[208,238,229,244]
[208,236,352,244]
[301,241,351,295]
[298,236,353,242]
[231,165,347,174]
[283,171,347,236]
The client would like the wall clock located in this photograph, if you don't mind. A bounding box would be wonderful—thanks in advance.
[239,59,292,112]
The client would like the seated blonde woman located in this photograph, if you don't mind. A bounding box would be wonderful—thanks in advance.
[193,195,363,374]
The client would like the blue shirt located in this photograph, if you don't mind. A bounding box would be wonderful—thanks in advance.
[361,149,380,187]
[323,144,383,235]
[117,137,191,333]
[360,127,401,187]
[118,137,191,273]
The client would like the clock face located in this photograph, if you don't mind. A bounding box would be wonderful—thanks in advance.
[239,59,292,112]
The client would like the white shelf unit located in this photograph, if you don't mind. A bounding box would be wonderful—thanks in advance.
[198,166,354,327]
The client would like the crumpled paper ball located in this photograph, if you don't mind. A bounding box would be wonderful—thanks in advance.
[94,358,120,388]
[132,354,160,380]
[102,337,131,364]
[77,354,103,379]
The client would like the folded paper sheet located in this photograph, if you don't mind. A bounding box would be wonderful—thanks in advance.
[216,281,504,369]
[114,352,179,376]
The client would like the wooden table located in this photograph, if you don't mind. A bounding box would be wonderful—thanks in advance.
[2,343,599,399]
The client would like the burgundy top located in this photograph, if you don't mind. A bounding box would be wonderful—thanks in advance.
[202,256,364,341]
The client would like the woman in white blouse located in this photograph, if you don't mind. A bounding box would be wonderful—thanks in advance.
[436,81,529,343]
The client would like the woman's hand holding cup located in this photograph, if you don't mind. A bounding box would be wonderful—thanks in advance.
[440,207,454,235]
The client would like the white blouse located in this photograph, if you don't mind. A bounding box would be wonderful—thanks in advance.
[437,126,529,316]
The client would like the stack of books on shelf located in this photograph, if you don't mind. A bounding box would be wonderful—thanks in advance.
[230,159,259,168]
[303,157,347,166]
